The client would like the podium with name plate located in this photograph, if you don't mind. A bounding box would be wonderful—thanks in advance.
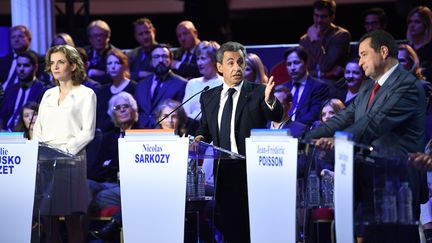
[118,130,244,243]
[0,133,38,243]
[245,129,298,243]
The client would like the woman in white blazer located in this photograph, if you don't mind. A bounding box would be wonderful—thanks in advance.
[33,45,96,243]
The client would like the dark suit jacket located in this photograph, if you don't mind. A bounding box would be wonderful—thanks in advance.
[196,80,284,156]
[0,51,49,89]
[305,65,428,218]
[135,71,187,128]
[284,75,329,126]
[172,47,201,79]
[128,46,155,81]
[0,79,46,129]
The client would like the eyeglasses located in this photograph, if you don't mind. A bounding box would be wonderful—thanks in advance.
[152,54,170,60]
[89,32,108,39]
[113,104,131,111]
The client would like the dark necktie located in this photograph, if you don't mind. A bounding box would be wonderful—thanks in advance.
[367,82,380,107]
[184,51,192,64]
[289,82,301,119]
[152,78,161,103]
[7,87,27,130]
[219,88,236,151]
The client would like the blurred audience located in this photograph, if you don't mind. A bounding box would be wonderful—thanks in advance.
[245,53,268,85]
[96,48,136,133]
[171,20,201,79]
[85,20,117,85]
[183,40,223,120]
[283,46,329,126]
[51,33,75,47]
[299,0,351,81]
[14,101,39,139]
[135,44,187,128]
[363,8,388,33]
[128,18,158,81]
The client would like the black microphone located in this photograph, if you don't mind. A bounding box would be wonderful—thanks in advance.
[154,85,210,128]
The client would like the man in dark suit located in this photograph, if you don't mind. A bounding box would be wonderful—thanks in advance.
[283,46,329,126]
[128,18,158,81]
[0,51,46,130]
[171,21,201,79]
[135,44,187,128]
[0,25,47,92]
[194,42,283,242]
[305,30,428,242]
[84,20,117,85]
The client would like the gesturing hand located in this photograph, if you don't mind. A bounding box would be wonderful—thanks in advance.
[265,76,276,104]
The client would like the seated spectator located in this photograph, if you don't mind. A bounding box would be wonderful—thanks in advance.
[406,6,432,81]
[311,98,346,129]
[89,92,139,241]
[128,17,158,81]
[268,85,308,138]
[182,40,223,120]
[363,8,387,33]
[0,25,48,91]
[76,47,101,93]
[51,33,75,47]
[14,101,39,139]
[96,48,136,132]
[154,99,199,136]
[341,58,366,106]
[282,46,329,126]
[398,43,432,142]
[135,44,187,128]
[85,20,117,85]
[299,0,351,82]
[0,51,46,131]
[171,20,201,79]
[245,53,268,84]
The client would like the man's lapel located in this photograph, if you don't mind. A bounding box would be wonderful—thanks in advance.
[235,81,252,125]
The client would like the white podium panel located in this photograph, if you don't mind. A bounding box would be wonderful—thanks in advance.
[0,139,38,243]
[334,133,354,243]
[246,134,298,243]
[119,135,189,243]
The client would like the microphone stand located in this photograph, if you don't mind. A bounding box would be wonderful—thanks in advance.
[153,86,209,128]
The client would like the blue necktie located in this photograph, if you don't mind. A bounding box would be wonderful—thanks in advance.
[289,82,301,119]
[219,88,236,151]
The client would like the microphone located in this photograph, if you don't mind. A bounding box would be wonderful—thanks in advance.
[154,85,210,128]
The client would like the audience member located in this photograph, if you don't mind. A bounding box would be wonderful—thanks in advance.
[406,6,432,81]
[128,18,158,81]
[96,48,136,132]
[85,20,117,85]
[51,32,75,47]
[245,53,268,84]
[341,58,366,106]
[182,40,223,120]
[33,44,96,243]
[171,20,201,79]
[363,8,388,33]
[89,91,138,241]
[282,46,329,126]
[76,47,101,93]
[154,99,193,136]
[269,85,308,138]
[14,101,39,139]
[135,44,187,128]
[0,25,47,91]
[299,0,351,81]
[311,98,346,129]
[0,51,46,131]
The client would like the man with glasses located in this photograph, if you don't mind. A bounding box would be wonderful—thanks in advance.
[84,20,117,85]
[299,0,351,82]
[362,8,387,33]
[134,44,187,128]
